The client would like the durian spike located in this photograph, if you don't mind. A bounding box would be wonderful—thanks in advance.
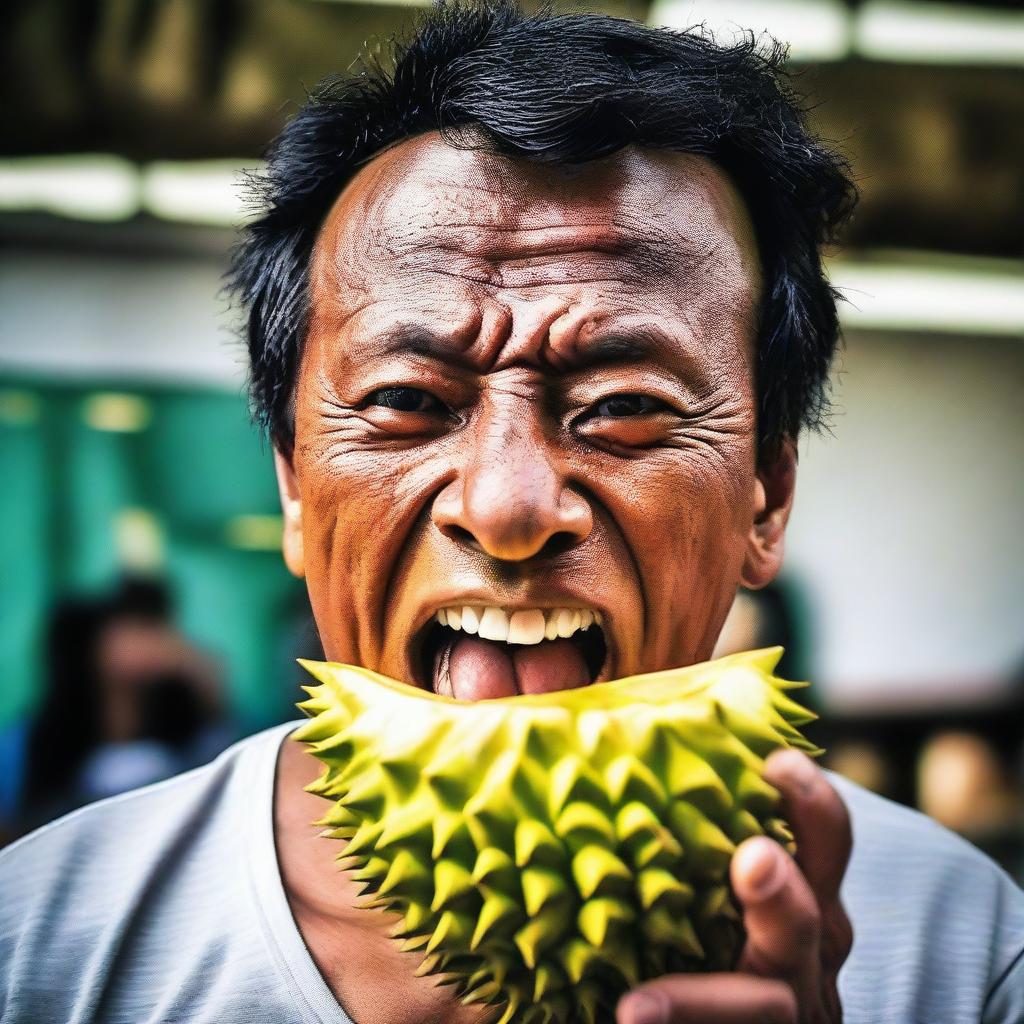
[514,904,574,967]
[668,801,736,879]
[378,848,431,898]
[492,994,522,1024]
[472,846,517,885]
[461,979,503,1005]
[636,866,695,911]
[553,801,617,846]
[577,896,635,946]
[470,890,521,950]
[431,859,475,912]
[522,866,571,917]
[642,905,705,958]
[571,845,632,900]
[425,910,474,954]
[560,938,601,984]
[514,819,563,868]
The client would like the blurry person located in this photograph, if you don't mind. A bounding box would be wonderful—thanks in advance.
[84,576,235,791]
[75,670,230,805]
[3,577,234,838]
[0,596,108,836]
[918,731,1024,878]
[1,6,1022,1024]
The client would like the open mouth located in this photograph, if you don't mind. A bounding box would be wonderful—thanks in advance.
[415,606,608,698]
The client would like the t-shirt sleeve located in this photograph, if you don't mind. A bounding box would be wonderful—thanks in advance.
[983,913,1024,1024]
[831,772,1024,1023]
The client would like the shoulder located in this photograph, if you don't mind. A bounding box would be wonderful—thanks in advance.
[827,771,1024,1023]
[0,723,280,889]
[829,769,1019,896]
[0,723,300,1024]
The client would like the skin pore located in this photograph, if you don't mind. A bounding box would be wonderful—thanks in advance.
[273,133,850,1024]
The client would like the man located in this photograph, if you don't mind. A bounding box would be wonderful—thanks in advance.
[1,4,1021,1022]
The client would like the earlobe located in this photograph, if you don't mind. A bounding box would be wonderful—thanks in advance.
[274,448,305,579]
[740,439,797,590]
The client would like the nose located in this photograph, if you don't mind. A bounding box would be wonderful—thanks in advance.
[432,418,593,563]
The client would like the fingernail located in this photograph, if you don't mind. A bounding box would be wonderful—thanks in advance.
[785,750,818,796]
[622,991,667,1024]
[747,845,785,898]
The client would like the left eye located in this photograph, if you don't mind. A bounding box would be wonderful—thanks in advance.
[364,387,445,414]
[593,393,667,417]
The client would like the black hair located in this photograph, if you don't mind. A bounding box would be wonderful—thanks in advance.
[230,0,855,458]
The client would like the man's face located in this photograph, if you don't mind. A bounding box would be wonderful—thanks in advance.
[277,133,792,699]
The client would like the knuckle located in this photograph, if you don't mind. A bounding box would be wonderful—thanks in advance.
[789,900,822,949]
[821,979,844,1023]
[763,984,800,1024]
[822,905,854,970]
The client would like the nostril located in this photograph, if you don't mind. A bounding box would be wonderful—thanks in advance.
[537,530,584,560]
[439,523,478,549]
[437,522,583,562]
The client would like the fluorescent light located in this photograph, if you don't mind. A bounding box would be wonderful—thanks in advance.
[0,155,138,221]
[114,507,165,572]
[0,156,263,225]
[82,393,152,432]
[312,0,433,6]
[648,0,851,61]
[226,514,284,551]
[141,161,263,226]
[856,2,1024,65]
[831,260,1024,336]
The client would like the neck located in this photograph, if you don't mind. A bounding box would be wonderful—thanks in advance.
[274,736,494,1024]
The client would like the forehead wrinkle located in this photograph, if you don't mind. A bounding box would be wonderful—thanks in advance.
[374,191,749,306]
[309,135,762,382]
[319,137,760,306]
[379,200,720,288]
[358,144,728,278]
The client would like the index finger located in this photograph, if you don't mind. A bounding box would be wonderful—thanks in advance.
[762,748,852,906]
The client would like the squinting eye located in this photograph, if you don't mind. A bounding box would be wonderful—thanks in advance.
[364,387,445,414]
[594,393,666,418]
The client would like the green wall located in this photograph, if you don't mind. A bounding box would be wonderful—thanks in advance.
[0,378,309,729]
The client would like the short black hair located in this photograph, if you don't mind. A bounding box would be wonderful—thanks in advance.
[230,0,855,458]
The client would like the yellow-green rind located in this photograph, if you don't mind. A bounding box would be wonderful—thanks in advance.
[294,647,818,1024]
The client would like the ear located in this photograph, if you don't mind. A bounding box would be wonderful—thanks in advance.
[740,437,797,590]
[274,447,305,578]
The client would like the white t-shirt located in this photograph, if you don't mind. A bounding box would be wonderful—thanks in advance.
[1,722,1021,1024]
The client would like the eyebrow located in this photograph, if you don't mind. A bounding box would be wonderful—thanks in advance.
[570,334,656,368]
[372,327,469,361]
[369,324,679,372]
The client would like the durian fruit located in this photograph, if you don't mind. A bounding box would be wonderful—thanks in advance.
[295,647,819,1024]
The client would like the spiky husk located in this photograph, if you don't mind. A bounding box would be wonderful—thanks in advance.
[294,647,819,1024]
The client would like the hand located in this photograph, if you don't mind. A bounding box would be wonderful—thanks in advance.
[616,749,854,1024]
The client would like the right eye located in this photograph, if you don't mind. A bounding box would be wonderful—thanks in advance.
[592,393,668,418]
[363,387,446,414]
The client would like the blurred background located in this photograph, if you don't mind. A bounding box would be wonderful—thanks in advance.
[0,0,1021,876]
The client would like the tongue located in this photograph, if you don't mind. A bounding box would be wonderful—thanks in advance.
[438,635,591,700]
[513,640,591,695]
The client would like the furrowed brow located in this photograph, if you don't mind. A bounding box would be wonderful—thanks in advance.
[569,329,714,391]
[568,332,676,371]
[373,326,472,363]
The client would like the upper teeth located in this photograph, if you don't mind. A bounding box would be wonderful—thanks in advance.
[434,606,603,645]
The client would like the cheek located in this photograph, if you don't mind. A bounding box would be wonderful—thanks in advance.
[595,445,755,661]
[293,429,444,663]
